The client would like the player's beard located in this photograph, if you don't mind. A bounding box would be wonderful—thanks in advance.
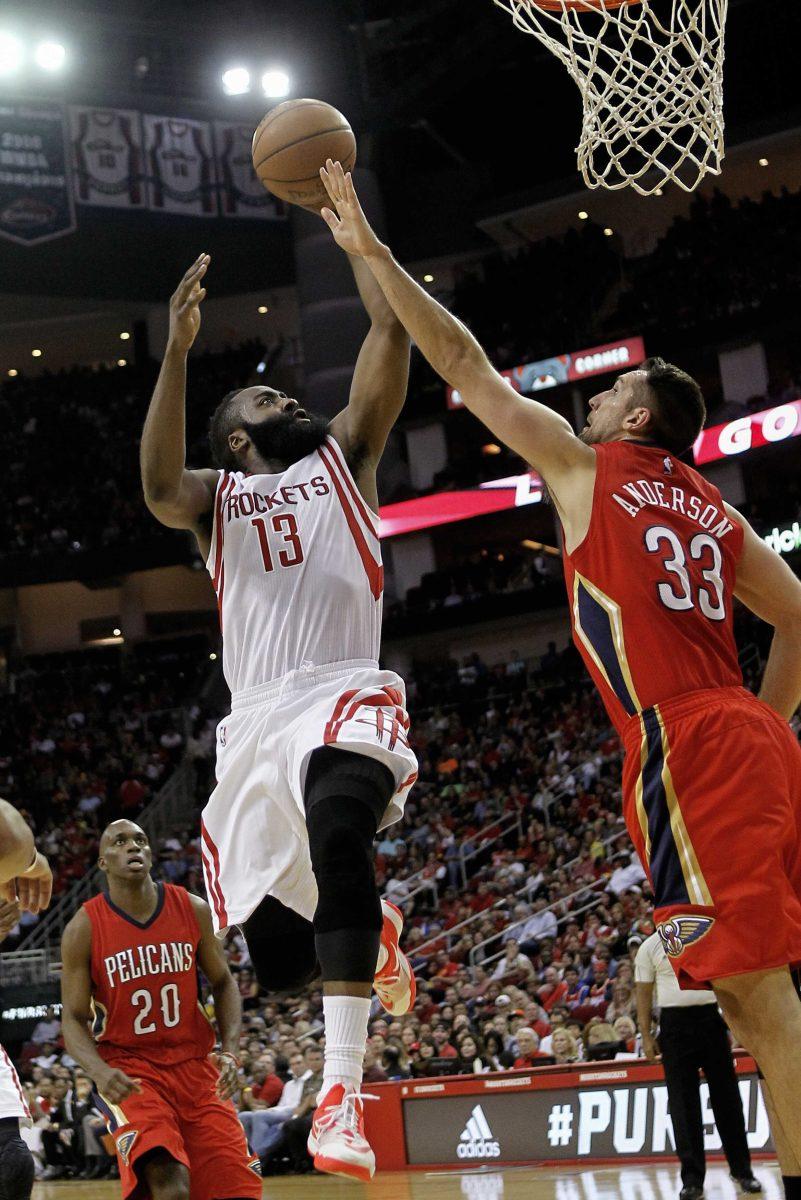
[241,411,329,465]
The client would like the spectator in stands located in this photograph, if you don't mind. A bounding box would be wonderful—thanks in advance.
[512,1028,549,1069]
[30,1007,61,1045]
[491,938,536,986]
[551,1029,581,1064]
[518,897,558,954]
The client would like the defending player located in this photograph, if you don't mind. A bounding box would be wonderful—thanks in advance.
[318,160,801,1186]
[139,240,417,1180]
[0,799,53,1200]
[60,819,261,1200]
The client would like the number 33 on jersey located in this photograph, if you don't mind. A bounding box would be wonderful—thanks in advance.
[563,441,744,735]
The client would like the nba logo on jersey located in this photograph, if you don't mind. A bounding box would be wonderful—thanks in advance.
[663,456,674,474]
[116,1129,139,1166]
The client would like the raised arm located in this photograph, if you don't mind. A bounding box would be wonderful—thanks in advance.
[190,894,243,1100]
[60,909,142,1104]
[328,254,410,469]
[726,503,801,719]
[140,254,218,553]
[319,161,594,507]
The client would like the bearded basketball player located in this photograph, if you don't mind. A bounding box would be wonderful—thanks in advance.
[139,246,417,1179]
[60,819,261,1200]
[318,160,801,1197]
[0,799,53,1200]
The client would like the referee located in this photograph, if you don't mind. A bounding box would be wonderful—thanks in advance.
[635,931,762,1200]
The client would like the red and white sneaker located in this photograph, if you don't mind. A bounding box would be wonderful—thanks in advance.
[374,898,416,1016]
[308,1084,377,1181]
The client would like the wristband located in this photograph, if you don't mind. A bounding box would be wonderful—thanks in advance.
[217,1050,240,1068]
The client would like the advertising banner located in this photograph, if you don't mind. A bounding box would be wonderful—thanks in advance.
[69,107,146,209]
[378,472,543,539]
[143,115,217,216]
[401,1069,770,1167]
[447,336,646,410]
[692,399,801,466]
[0,102,75,245]
[214,121,284,219]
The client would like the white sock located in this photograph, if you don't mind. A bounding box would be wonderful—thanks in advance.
[321,995,371,1098]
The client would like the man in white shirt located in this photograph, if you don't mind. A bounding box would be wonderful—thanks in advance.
[518,898,558,952]
[635,932,761,1200]
[238,1046,319,1161]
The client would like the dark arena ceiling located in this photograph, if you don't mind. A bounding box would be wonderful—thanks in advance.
[0,0,798,296]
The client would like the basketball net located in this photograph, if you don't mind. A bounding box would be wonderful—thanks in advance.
[493,0,728,195]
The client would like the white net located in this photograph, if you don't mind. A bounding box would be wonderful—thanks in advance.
[493,0,728,195]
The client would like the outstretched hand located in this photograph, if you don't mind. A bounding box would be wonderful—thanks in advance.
[168,254,209,353]
[319,160,384,259]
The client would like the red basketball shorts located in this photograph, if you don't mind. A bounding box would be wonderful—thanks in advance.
[621,686,801,989]
[95,1053,261,1200]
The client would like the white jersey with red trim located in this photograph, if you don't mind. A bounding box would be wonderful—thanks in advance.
[0,1043,31,1124]
[205,436,383,696]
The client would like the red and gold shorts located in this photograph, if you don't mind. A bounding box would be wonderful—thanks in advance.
[622,686,801,988]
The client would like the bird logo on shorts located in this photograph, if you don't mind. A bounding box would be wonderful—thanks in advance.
[116,1129,139,1166]
[657,915,714,957]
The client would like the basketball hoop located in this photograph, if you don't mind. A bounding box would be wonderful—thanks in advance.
[493,0,728,195]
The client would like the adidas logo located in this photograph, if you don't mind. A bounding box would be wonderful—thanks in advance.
[457,1104,501,1159]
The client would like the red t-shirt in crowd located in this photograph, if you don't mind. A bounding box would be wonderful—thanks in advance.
[539,981,568,1012]
[513,1052,550,1069]
[252,1074,284,1106]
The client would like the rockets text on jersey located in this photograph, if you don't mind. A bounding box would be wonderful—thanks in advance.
[83,883,214,1067]
[563,440,745,733]
[206,435,383,695]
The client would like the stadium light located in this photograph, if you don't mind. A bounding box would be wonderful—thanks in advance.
[222,66,250,95]
[258,305,268,314]
[117,358,127,367]
[31,348,42,358]
[120,331,130,341]
[262,68,290,99]
[112,627,122,637]
[759,157,769,167]
[0,32,23,75]
[603,227,614,237]
[35,41,66,71]
[578,210,589,220]
[423,274,434,283]
[8,369,17,378]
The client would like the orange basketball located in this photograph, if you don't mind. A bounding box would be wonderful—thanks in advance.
[251,99,356,208]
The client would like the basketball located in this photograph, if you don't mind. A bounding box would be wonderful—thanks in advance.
[251,99,356,208]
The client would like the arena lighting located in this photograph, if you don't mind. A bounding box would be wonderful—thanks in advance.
[7,369,17,377]
[423,273,434,283]
[209,652,218,661]
[31,349,42,358]
[112,627,121,637]
[759,157,769,167]
[117,358,127,367]
[0,33,23,75]
[119,331,130,341]
[603,227,614,236]
[222,66,250,96]
[257,305,268,314]
[262,68,290,98]
[482,443,501,455]
[578,210,589,220]
[378,472,543,539]
[34,41,66,71]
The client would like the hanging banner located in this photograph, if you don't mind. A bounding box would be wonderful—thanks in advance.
[0,102,75,245]
[143,115,217,216]
[69,107,146,209]
[214,121,284,219]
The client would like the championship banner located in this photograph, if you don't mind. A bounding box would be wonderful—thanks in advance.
[0,102,75,245]
[447,335,647,410]
[214,121,284,219]
[143,115,217,216]
[69,107,146,209]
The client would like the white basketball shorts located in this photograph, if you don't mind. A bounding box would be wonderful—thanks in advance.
[0,1045,31,1124]
[200,658,418,934]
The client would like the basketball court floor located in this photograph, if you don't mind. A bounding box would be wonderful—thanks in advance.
[32,1161,782,1199]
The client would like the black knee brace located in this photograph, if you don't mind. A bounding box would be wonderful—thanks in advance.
[304,747,393,980]
[241,894,319,996]
[0,1121,35,1200]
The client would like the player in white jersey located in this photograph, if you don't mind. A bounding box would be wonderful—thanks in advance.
[141,239,417,1180]
[0,799,53,1199]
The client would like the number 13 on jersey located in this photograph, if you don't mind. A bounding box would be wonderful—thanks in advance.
[251,514,304,571]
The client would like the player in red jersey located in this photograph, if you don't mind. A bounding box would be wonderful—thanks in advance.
[319,161,801,1193]
[60,820,261,1200]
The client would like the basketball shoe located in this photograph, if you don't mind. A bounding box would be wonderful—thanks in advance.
[308,1084,376,1180]
[374,898,416,1016]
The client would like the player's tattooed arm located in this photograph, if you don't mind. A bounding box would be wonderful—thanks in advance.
[190,895,243,1101]
[60,909,142,1104]
[727,502,801,719]
[141,255,218,550]
[319,159,594,516]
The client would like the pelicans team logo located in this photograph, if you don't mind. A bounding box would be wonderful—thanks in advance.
[116,1129,139,1166]
[658,915,714,958]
